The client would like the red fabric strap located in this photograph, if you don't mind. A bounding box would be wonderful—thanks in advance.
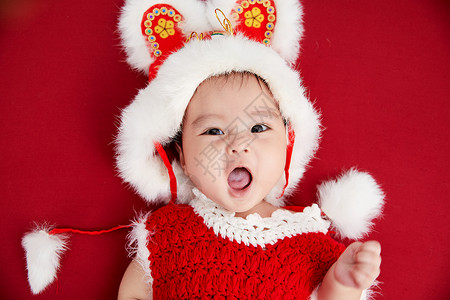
[154,142,177,203]
[278,126,295,199]
[49,225,131,236]
[282,205,306,213]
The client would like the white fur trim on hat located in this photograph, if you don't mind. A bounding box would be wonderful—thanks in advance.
[22,226,69,294]
[317,169,385,240]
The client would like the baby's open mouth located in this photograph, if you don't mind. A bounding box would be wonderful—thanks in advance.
[227,167,252,190]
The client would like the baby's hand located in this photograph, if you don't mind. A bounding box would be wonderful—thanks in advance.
[334,241,381,290]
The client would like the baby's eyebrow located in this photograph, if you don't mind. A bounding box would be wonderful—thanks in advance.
[190,113,223,128]
[248,108,281,119]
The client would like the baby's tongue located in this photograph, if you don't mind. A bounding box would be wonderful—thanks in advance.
[228,168,251,190]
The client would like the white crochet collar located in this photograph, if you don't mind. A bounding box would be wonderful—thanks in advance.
[190,189,331,247]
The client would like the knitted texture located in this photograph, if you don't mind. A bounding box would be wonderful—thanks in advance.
[190,188,331,247]
[145,201,345,299]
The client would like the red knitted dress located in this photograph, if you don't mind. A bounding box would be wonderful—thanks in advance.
[139,190,345,299]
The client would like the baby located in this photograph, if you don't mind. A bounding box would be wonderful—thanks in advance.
[21,0,384,298]
[118,72,381,300]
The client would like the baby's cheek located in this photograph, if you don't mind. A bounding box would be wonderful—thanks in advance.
[265,142,287,167]
[185,153,226,187]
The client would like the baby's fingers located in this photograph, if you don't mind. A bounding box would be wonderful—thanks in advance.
[351,263,380,289]
[352,241,382,289]
[334,241,382,289]
[354,242,382,265]
[356,240,381,256]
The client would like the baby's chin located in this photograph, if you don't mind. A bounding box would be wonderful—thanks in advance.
[218,192,268,214]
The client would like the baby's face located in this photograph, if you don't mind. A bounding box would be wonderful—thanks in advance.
[179,73,287,213]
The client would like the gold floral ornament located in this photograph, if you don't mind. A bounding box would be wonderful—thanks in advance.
[244,7,264,28]
[154,18,175,39]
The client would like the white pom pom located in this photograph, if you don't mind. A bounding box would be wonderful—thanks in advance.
[22,227,69,294]
[317,169,385,239]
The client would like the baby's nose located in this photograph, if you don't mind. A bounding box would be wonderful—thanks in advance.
[225,131,252,155]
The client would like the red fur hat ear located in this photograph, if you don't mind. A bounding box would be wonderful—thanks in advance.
[206,0,304,65]
[140,5,185,81]
[231,0,277,46]
[119,0,210,75]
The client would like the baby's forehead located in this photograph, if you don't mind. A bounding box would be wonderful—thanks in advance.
[193,72,278,106]
[182,71,283,125]
[198,71,270,91]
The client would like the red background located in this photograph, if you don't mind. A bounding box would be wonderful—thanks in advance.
[1,0,449,299]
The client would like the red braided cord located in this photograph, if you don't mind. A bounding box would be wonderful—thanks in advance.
[278,126,295,199]
[49,142,178,237]
[49,225,131,236]
[154,141,177,203]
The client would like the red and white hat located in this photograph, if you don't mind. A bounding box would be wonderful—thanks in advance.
[116,0,320,206]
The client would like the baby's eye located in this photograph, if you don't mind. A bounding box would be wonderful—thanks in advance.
[203,128,224,135]
[251,124,269,133]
